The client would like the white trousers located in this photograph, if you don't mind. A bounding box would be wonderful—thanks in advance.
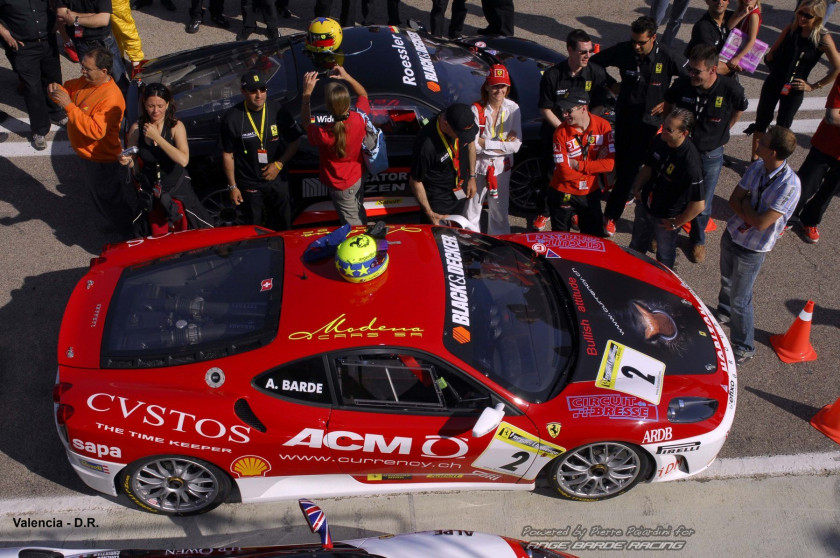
[462,169,511,235]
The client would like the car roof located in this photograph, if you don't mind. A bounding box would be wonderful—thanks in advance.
[275,226,447,360]
[290,27,489,109]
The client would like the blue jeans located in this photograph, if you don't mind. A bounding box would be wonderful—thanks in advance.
[649,0,690,46]
[717,230,766,357]
[690,145,724,246]
[629,203,680,268]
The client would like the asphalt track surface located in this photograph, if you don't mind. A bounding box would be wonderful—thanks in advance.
[0,0,839,550]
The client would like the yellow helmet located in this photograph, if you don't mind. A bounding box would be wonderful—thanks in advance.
[306,17,343,53]
[335,234,389,283]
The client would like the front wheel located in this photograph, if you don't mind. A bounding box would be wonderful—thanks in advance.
[120,455,231,515]
[546,442,650,501]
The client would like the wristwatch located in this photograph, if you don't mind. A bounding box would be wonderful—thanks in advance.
[74,16,79,26]
[227,184,238,191]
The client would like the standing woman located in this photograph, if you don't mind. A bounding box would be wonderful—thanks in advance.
[748,0,840,160]
[301,65,369,226]
[463,64,521,234]
[119,83,212,230]
[723,0,762,75]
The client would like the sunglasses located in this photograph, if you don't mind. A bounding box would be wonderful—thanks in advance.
[687,67,705,76]
[576,49,595,55]
[797,11,816,19]
[247,87,268,93]
[631,37,651,46]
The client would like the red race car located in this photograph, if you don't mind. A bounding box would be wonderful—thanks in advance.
[54,225,736,515]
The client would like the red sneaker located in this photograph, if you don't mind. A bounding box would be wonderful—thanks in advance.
[533,215,549,231]
[570,214,579,230]
[63,41,79,63]
[604,219,616,237]
[804,226,820,244]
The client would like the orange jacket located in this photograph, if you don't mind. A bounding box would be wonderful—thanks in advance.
[61,77,125,162]
[550,113,615,195]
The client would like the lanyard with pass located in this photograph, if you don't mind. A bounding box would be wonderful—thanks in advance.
[437,119,465,199]
[246,104,268,164]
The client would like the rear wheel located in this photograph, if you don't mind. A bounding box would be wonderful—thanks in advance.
[120,455,231,515]
[509,154,548,213]
[547,442,649,501]
[200,188,245,227]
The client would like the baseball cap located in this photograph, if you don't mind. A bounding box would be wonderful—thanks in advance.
[555,87,590,112]
[485,64,511,86]
[241,69,267,91]
[443,103,477,143]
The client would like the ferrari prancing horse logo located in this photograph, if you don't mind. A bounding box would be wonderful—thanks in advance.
[546,422,562,438]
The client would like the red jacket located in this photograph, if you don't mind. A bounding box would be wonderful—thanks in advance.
[550,113,614,195]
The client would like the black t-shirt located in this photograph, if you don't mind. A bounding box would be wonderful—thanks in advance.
[640,136,705,219]
[685,10,734,57]
[0,0,54,40]
[410,118,470,215]
[538,60,610,113]
[591,41,687,126]
[220,99,304,186]
[59,0,112,41]
[665,75,748,152]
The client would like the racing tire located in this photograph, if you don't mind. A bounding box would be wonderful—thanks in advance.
[546,442,650,502]
[509,154,547,213]
[120,454,232,515]
[200,188,245,227]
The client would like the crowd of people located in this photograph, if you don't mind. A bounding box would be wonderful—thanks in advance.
[2,1,840,364]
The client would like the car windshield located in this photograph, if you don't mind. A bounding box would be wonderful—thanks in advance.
[435,229,576,403]
[141,44,292,117]
[424,38,490,105]
[101,237,284,368]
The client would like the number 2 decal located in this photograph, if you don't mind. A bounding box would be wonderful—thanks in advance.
[500,451,530,472]
[621,365,656,385]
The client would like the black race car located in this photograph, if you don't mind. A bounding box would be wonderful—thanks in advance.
[128,26,564,225]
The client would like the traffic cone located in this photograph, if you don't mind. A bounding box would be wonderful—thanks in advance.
[593,43,600,54]
[770,300,817,363]
[811,397,840,444]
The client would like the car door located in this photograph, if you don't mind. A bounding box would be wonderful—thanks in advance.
[322,348,551,484]
[248,355,337,476]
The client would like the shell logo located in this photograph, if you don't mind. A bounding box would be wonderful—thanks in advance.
[427,81,441,93]
[230,455,272,477]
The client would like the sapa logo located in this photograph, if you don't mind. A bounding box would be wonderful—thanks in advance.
[72,439,122,459]
[642,427,672,444]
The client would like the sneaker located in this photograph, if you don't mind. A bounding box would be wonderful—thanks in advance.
[734,352,754,365]
[63,40,79,63]
[186,19,201,33]
[52,116,69,126]
[803,226,820,244]
[713,309,730,325]
[570,214,579,230]
[32,133,47,151]
[604,219,616,237]
[690,243,706,263]
[533,215,549,231]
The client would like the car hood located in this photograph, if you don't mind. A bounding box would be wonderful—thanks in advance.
[545,254,721,384]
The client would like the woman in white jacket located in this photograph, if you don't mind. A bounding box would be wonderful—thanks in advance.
[462,64,522,234]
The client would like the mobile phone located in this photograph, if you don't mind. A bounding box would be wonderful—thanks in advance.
[120,146,139,157]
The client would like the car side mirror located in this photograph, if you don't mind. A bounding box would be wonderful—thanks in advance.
[472,403,505,438]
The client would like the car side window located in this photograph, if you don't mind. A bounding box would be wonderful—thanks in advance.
[335,352,492,411]
[367,97,435,136]
[254,356,331,405]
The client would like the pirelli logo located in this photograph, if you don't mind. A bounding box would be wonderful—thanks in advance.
[656,442,701,455]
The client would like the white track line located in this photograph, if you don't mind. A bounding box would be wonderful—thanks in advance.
[0,451,838,513]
